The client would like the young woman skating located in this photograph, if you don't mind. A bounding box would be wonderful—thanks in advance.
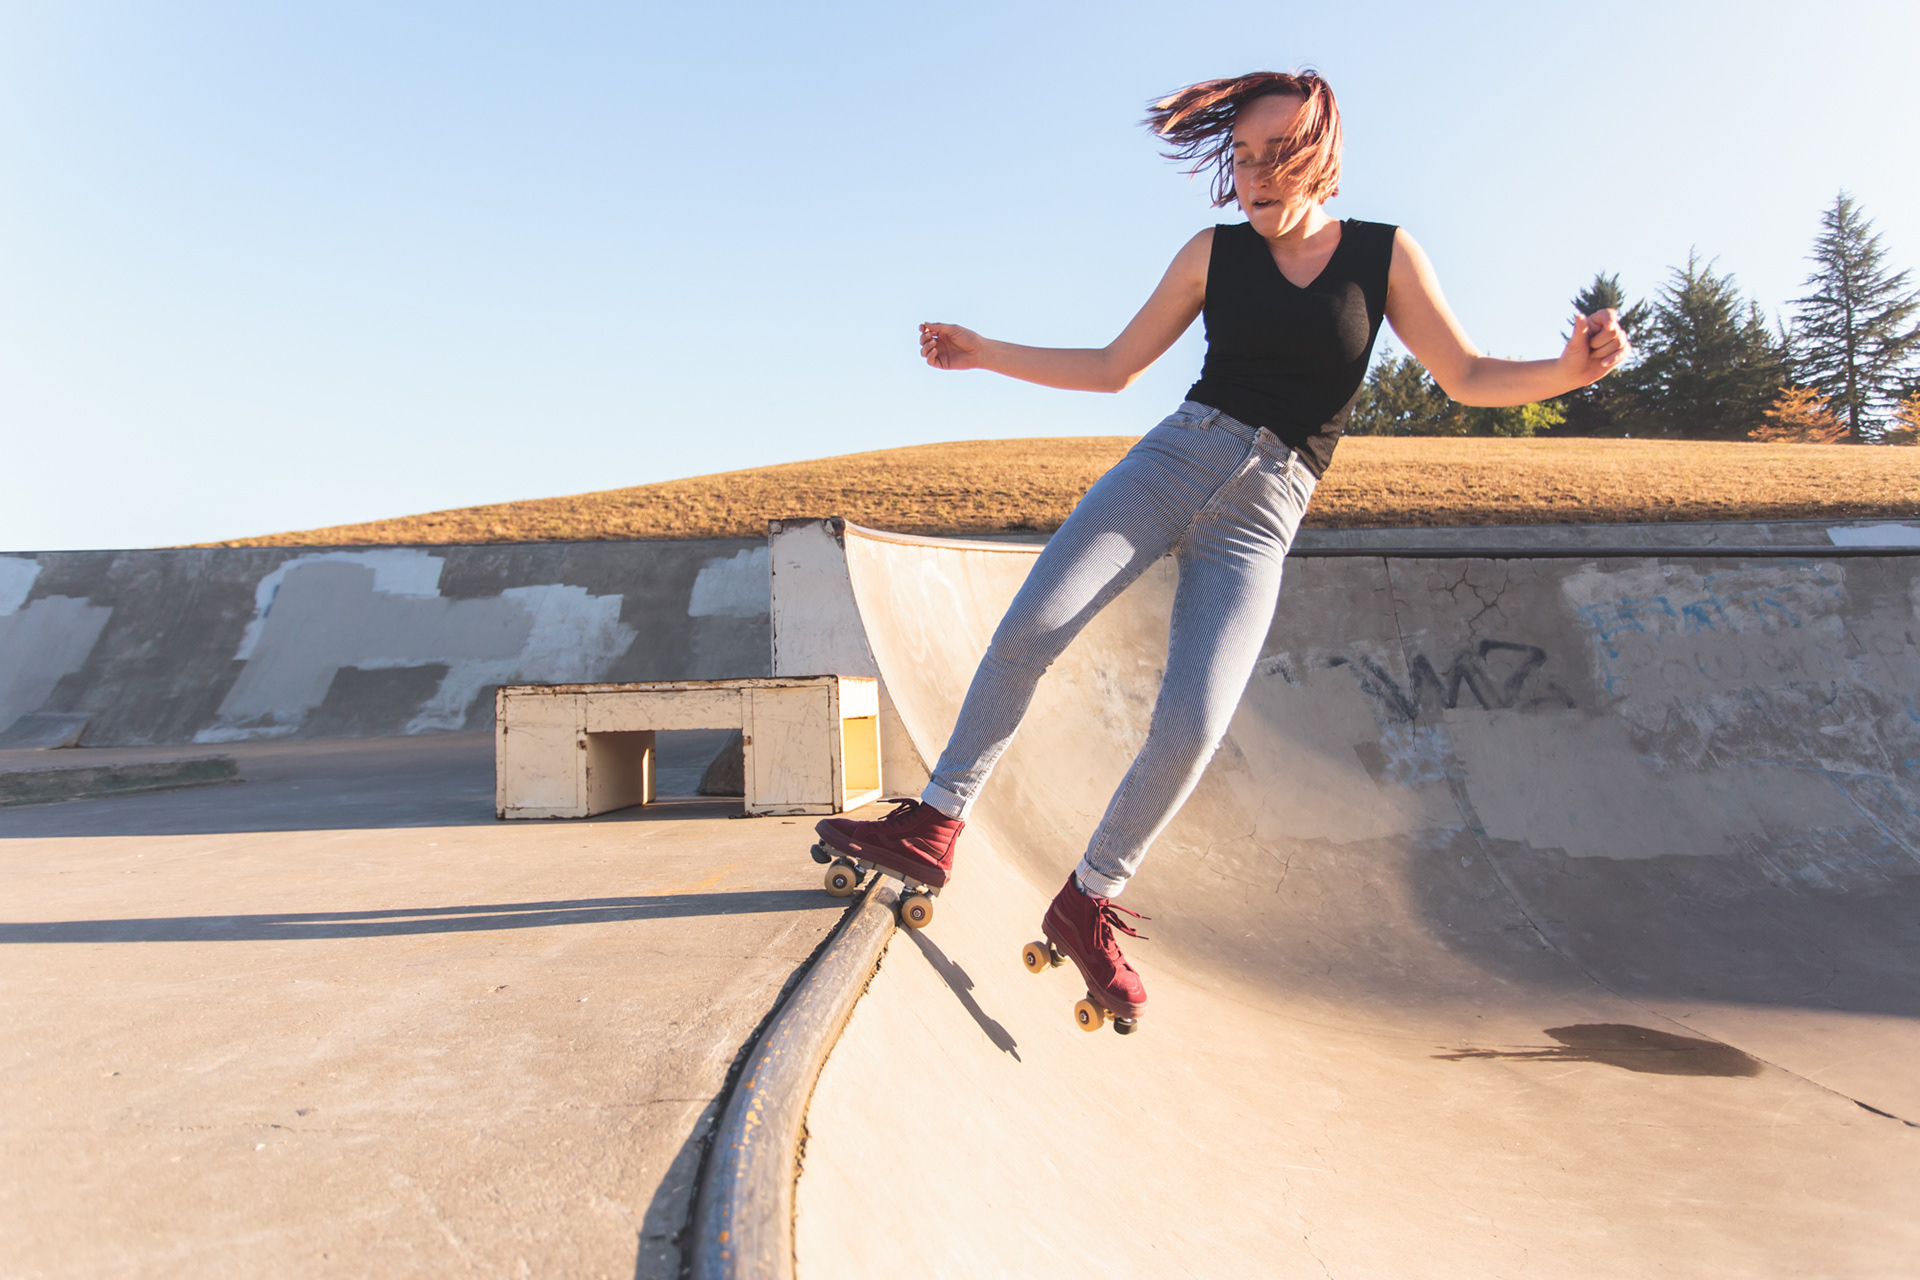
[814,70,1629,1031]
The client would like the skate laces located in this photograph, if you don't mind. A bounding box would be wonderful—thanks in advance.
[1094,900,1150,948]
[878,799,923,826]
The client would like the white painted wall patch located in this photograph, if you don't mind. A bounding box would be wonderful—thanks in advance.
[688,547,771,618]
[0,558,43,616]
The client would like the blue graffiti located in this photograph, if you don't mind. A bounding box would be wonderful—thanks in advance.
[1580,562,1843,697]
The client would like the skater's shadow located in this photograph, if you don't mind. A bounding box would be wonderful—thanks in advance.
[0,890,826,944]
[905,928,1020,1061]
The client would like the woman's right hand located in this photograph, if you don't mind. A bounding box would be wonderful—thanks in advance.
[919,322,984,371]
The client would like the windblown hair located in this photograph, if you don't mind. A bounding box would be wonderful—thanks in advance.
[1145,71,1343,208]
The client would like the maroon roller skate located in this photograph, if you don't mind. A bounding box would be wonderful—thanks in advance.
[1021,873,1149,1035]
[811,799,963,931]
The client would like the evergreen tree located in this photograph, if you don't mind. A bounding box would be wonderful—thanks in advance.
[1347,349,1459,435]
[1551,271,1649,435]
[1749,387,1846,444]
[1886,391,1920,447]
[1351,346,1567,438]
[1619,252,1787,439]
[1789,192,1920,442]
[1572,271,1652,341]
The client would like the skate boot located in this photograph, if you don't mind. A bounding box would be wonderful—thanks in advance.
[810,799,963,930]
[1024,873,1149,1034]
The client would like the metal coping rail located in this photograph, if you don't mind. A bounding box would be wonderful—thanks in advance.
[689,877,900,1280]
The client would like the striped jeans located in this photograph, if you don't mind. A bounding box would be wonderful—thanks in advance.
[919,401,1318,897]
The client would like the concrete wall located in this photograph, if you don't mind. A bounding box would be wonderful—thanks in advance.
[0,540,770,747]
[8,517,1914,751]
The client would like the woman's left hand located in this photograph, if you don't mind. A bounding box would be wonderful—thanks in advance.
[1559,309,1631,387]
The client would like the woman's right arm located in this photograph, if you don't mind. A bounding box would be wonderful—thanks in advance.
[919,230,1212,393]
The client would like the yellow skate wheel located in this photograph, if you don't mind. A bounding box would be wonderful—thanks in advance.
[899,893,934,930]
[1021,941,1050,974]
[1073,999,1107,1033]
[824,864,860,898]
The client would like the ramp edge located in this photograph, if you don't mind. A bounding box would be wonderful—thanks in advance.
[839,521,1920,562]
[689,876,899,1280]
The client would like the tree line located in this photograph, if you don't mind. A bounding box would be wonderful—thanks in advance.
[1349,192,1920,445]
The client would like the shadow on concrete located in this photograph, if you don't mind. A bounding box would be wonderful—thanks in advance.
[0,782,747,840]
[906,928,1021,1059]
[0,889,828,944]
[1433,1024,1765,1077]
[634,1097,716,1280]
[1438,840,1920,1024]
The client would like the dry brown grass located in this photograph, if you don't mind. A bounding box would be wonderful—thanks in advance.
[204,436,1920,547]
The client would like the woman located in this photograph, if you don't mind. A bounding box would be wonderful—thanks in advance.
[814,70,1628,1030]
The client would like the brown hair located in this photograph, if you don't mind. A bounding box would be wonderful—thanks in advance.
[1144,71,1343,207]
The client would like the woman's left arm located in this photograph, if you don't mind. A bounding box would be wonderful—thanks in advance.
[1384,228,1629,407]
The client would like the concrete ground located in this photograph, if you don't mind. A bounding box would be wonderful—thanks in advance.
[0,733,847,1279]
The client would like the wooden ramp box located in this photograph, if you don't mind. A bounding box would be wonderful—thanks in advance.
[494,675,882,819]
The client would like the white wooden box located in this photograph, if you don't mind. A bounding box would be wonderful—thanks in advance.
[494,675,881,819]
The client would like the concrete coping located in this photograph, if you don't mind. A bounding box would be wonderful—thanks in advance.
[825,517,1920,559]
[689,875,900,1280]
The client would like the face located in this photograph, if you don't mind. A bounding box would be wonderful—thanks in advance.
[1230,93,1313,236]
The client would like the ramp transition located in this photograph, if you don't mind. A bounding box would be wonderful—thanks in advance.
[793,524,1920,1278]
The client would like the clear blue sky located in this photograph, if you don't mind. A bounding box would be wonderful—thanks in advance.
[4,0,1916,550]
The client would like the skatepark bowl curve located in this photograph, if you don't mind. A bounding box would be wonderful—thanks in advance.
[790,522,1920,1278]
[5,516,1920,1277]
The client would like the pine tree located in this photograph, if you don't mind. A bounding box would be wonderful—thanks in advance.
[1351,347,1568,438]
[1789,192,1920,443]
[1749,387,1846,444]
[1619,252,1787,439]
[1551,271,1649,435]
[1572,271,1652,341]
[1347,349,1460,435]
[1885,391,1920,447]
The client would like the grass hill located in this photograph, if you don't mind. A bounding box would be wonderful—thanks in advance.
[205,436,1920,547]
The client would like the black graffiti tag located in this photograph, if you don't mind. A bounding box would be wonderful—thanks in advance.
[1330,641,1574,723]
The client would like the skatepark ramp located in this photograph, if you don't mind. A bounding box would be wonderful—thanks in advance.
[777,520,1920,1277]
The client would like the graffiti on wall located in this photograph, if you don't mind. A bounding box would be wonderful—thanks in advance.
[1571,563,1845,697]
[1331,640,1576,724]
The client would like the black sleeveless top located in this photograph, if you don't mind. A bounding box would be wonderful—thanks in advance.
[1185,218,1397,477]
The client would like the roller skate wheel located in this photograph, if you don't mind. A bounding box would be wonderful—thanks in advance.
[809,842,834,865]
[823,864,860,898]
[1021,941,1051,974]
[899,893,935,930]
[1073,999,1106,1033]
[1113,1017,1140,1036]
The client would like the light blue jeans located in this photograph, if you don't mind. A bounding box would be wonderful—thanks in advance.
[919,401,1318,897]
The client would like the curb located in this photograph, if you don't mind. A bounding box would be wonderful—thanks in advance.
[690,876,899,1280]
[0,756,240,808]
